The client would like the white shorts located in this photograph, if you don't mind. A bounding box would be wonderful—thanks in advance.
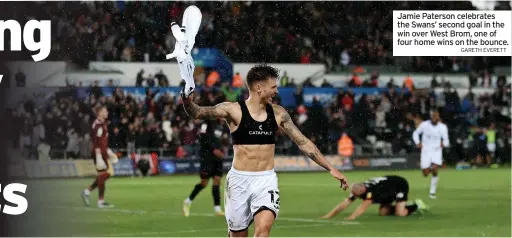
[421,149,443,169]
[224,168,280,232]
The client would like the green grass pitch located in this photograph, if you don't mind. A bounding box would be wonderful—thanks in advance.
[12,168,511,237]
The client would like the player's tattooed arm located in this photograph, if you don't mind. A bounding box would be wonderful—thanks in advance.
[277,105,349,190]
[183,99,231,119]
[279,108,333,171]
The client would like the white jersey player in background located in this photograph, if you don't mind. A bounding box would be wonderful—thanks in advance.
[412,110,449,199]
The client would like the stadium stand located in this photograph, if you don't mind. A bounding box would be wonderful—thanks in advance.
[7,1,512,72]
[4,1,511,167]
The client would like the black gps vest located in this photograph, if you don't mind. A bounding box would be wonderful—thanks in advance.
[231,100,278,145]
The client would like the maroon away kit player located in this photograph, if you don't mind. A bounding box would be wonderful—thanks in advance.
[81,106,115,208]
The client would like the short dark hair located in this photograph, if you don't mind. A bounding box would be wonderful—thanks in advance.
[246,64,279,88]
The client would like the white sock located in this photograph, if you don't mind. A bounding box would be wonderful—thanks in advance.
[430,176,439,195]
[185,198,192,204]
[214,205,222,212]
[98,199,104,204]
[83,189,90,196]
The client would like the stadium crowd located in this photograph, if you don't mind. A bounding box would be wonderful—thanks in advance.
[9,73,511,165]
[5,1,511,165]
[8,1,511,72]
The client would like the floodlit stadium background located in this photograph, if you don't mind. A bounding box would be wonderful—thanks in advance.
[2,1,511,237]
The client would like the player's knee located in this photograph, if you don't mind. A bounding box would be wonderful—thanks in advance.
[96,172,109,185]
[200,179,209,186]
[431,167,439,176]
[422,169,430,177]
[379,204,393,216]
[378,210,386,216]
[254,227,270,237]
[395,206,408,217]
[378,208,389,216]
[254,210,274,237]
[396,209,408,217]
[96,178,104,186]
[254,231,269,237]
[213,176,221,185]
[394,201,409,216]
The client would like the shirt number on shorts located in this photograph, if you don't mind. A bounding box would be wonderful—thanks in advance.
[268,190,280,209]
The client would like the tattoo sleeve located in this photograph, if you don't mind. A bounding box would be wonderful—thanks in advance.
[280,110,333,171]
[183,100,229,119]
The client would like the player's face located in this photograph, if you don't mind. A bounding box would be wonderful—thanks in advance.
[100,108,108,119]
[431,111,440,124]
[261,78,278,103]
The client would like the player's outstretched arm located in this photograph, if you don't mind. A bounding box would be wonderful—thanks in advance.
[182,95,232,120]
[276,106,349,190]
[321,198,353,219]
[346,199,372,220]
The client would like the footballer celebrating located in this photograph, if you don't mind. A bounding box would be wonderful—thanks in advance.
[169,6,348,236]
[321,176,428,220]
[179,64,349,237]
[412,110,449,199]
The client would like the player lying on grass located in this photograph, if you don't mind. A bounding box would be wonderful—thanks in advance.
[321,175,428,220]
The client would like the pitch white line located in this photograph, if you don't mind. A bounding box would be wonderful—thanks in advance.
[49,206,359,225]
[107,223,329,236]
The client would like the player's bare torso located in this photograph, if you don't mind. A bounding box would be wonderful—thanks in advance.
[225,103,285,172]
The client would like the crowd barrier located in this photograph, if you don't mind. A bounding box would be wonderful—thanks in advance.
[11,155,420,179]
